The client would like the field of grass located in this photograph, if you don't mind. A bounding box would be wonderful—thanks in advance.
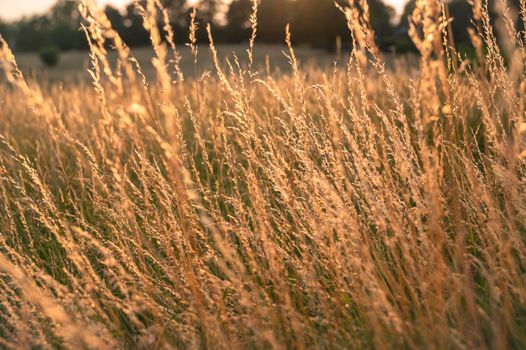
[0,0,526,349]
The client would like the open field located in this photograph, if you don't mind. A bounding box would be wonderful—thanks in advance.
[14,44,419,82]
[14,44,346,81]
[1,0,526,349]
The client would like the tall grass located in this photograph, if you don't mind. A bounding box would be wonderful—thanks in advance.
[0,0,526,348]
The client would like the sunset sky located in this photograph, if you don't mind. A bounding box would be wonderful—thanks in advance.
[0,0,408,21]
[1,0,128,20]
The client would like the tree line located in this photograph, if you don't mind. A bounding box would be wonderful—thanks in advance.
[0,0,522,53]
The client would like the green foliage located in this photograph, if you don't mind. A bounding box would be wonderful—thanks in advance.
[0,19,10,40]
[5,0,87,53]
[39,46,60,67]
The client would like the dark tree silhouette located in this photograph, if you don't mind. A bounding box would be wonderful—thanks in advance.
[0,19,10,40]
[257,0,292,43]
[225,0,253,42]
[398,0,415,31]
[368,0,396,39]
[291,0,394,49]
[105,5,127,35]
[399,0,523,45]
[196,0,220,24]
[4,0,86,51]
[4,0,399,52]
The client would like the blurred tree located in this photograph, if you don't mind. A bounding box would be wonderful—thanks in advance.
[0,0,420,52]
[48,0,86,50]
[397,0,415,31]
[447,0,474,44]
[8,0,87,51]
[258,0,292,42]
[0,19,10,40]
[398,0,523,47]
[198,0,220,23]
[225,0,252,42]
[105,5,127,35]
[160,0,189,26]
[11,17,50,52]
[291,0,394,50]
[119,3,150,47]
[291,0,344,48]
[49,0,80,23]
[117,0,189,46]
[368,0,396,39]
[161,0,188,11]
[399,0,471,45]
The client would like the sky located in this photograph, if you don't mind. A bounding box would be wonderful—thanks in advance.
[0,0,128,20]
[0,0,407,21]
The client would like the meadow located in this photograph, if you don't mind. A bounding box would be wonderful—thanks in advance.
[0,0,525,349]
[14,44,342,81]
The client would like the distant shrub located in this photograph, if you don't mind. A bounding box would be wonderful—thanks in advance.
[39,46,60,67]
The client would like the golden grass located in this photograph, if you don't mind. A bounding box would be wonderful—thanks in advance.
[0,0,525,348]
